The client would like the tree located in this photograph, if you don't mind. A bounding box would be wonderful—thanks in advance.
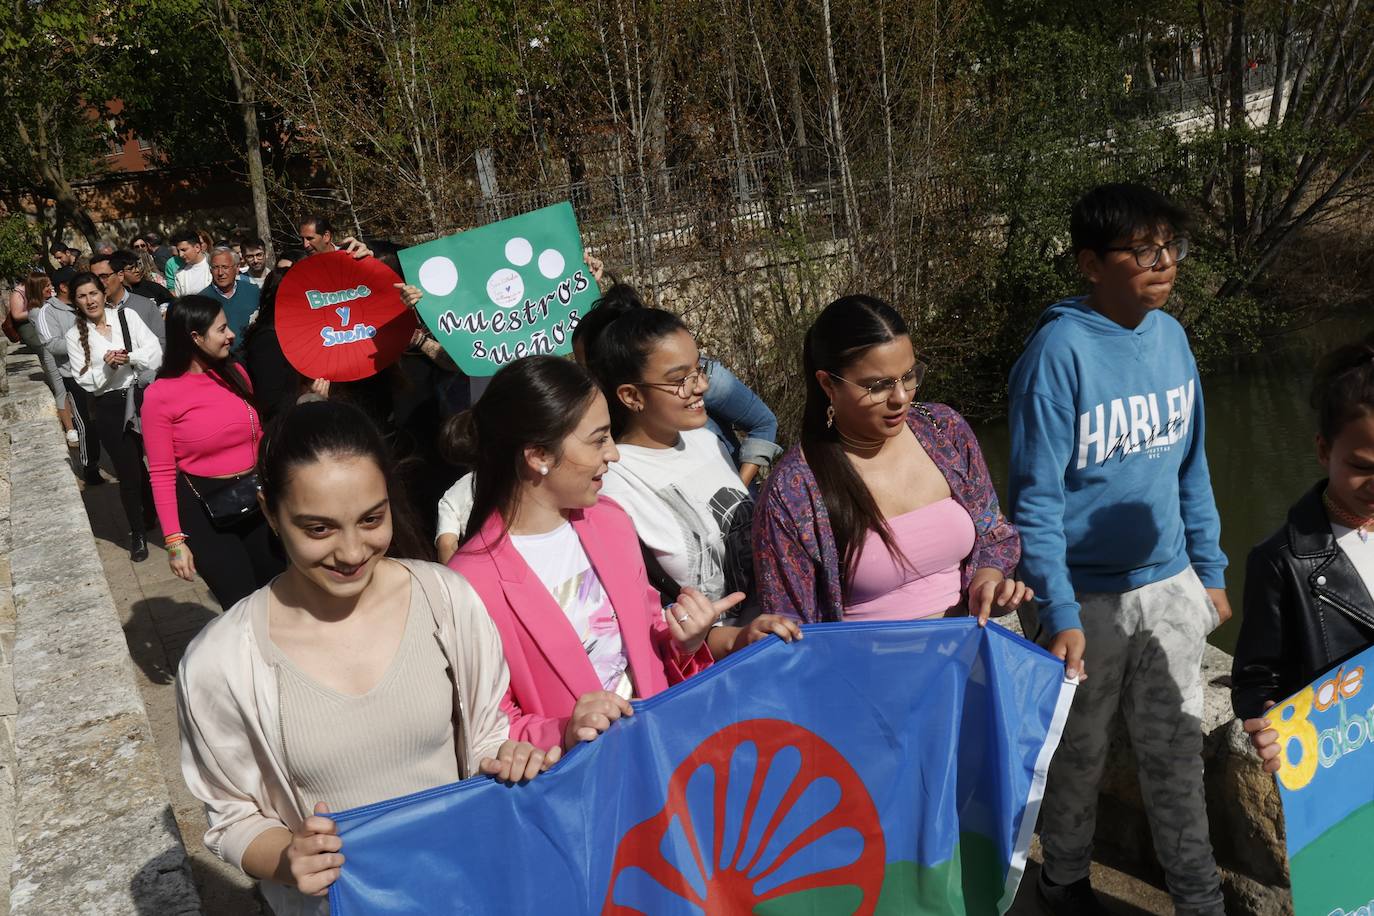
[0,0,111,243]
[1185,0,1374,300]
[0,0,241,244]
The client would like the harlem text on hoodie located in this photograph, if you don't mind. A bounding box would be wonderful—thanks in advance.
[1007,296,1227,636]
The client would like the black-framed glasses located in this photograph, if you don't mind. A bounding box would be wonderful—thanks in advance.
[635,359,709,399]
[1103,237,1189,269]
[828,361,927,402]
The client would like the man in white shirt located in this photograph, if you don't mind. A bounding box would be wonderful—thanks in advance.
[91,252,166,362]
[172,229,212,297]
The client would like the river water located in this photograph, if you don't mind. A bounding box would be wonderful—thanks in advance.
[975,314,1372,653]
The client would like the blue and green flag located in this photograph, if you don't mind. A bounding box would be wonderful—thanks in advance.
[328,619,1074,915]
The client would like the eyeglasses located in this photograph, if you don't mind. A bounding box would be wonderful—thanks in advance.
[635,360,709,399]
[1102,238,1189,269]
[829,362,927,402]
[132,241,148,250]
[91,270,115,281]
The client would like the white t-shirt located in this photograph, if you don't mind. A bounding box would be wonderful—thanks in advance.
[510,523,632,698]
[436,473,476,541]
[174,258,212,297]
[601,427,755,604]
[1332,521,1374,602]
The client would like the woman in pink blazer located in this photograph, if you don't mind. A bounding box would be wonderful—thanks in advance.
[447,356,745,750]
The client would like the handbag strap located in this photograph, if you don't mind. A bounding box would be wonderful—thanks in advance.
[184,371,259,503]
[228,364,258,451]
[115,307,133,376]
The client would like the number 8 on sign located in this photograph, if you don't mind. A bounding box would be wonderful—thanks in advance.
[1273,686,1319,792]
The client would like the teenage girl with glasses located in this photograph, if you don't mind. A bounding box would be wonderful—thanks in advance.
[587,309,799,656]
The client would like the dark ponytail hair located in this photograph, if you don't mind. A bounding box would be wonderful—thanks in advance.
[257,399,431,560]
[158,294,254,403]
[1311,331,1374,442]
[69,271,103,371]
[570,282,644,362]
[443,355,601,548]
[585,307,688,436]
[801,295,910,592]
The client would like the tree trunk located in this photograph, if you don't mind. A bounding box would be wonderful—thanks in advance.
[213,0,273,257]
[878,0,899,298]
[820,0,860,261]
[1266,0,1294,125]
[1138,24,1158,90]
[1225,0,1248,251]
[789,55,809,151]
[14,113,99,246]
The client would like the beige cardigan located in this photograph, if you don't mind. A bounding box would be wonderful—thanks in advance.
[175,559,512,915]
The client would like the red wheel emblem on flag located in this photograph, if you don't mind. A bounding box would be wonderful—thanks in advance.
[603,719,885,915]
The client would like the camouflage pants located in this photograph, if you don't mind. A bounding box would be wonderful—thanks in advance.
[1038,566,1225,916]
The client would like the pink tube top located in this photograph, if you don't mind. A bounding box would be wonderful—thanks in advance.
[843,497,976,621]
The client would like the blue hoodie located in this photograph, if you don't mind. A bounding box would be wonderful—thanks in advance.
[1007,296,1226,636]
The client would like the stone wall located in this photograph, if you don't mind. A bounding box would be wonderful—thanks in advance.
[1,349,201,914]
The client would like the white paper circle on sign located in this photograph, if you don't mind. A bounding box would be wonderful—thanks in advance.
[487,268,524,307]
[538,249,565,279]
[418,256,458,297]
[505,237,533,266]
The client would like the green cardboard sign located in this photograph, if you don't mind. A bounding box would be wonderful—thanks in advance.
[399,202,594,375]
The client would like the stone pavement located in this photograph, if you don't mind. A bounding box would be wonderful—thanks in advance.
[80,477,265,915]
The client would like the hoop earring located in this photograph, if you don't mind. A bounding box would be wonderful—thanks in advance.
[826,405,835,429]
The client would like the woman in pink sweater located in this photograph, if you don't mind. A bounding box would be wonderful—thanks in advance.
[142,295,285,608]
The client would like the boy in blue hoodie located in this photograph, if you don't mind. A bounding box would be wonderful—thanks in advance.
[1009,184,1230,916]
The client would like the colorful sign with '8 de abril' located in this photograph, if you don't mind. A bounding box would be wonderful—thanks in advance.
[399,202,595,376]
[1273,642,1374,916]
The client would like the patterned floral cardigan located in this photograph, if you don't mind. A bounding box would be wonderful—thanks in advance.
[753,402,1022,623]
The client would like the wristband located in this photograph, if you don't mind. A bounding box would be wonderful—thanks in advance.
[164,533,188,547]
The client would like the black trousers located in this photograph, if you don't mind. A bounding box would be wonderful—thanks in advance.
[63,376,100,474]
[178,473,285,609]
[89,388,151,536]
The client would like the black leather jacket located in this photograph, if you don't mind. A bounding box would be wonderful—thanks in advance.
[1231,481,1374,720]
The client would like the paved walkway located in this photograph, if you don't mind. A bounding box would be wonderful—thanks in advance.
[78,458,1171,916]
[80,475,263,915]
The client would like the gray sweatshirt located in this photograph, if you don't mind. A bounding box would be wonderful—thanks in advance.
[34,297,77,376]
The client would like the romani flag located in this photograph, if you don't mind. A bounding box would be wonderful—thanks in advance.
[327,618,1074,915]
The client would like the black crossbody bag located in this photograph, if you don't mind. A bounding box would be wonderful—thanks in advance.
[185,383,262,528]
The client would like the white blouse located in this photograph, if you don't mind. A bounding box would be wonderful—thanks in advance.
[64,307,163,394]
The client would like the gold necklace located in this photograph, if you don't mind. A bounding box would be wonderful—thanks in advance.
[1324,490,1374,542]
[837,430,886,452]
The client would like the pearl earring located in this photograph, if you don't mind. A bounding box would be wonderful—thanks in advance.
[826,405,835,429]
[539,465,549,477]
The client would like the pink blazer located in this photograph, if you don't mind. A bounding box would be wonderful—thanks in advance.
[449,497,713,749]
